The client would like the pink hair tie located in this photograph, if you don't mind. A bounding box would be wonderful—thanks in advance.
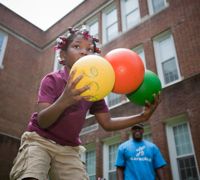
[82,31,92,40]
[54,36,68,50]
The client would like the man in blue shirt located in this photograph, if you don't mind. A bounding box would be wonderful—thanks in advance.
[116,123,166,180]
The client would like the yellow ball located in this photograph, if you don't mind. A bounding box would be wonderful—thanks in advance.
[70,55,115,101]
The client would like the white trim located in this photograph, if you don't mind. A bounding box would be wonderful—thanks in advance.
[165,115,200,179]
[103,135,120,179]
[153,30,182,87]
[81,143,96,162]
[73,0,169,47]
[166,123,179,179]
[85,16,99,40]
[75,0,114,29]
[108,98,129,109]
[105,93,129,109]
[53,50,62,71]
[0,30,8,68]
[85,146,96,179]
[120,0,140,31]
[147,0,168,15]
[80,123,99,136]
[102,3,119,44]
[86,16,98,26]
[143,125,152,142]
[132,45,146,69]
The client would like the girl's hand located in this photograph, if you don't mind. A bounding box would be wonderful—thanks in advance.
[59,69,91,106]
[142,92,161,118]
[37,69,91,129]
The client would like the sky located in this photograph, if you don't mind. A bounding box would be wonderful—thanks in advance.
[0,0,84,31]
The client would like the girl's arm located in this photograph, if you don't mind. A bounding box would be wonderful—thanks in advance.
[95,94,160,131]
[37,71,90,129]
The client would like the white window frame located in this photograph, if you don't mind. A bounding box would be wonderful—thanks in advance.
[148,0,168,15]
[103,135,120,180]
[120,0,140,31]
[143,125,152,142]
[80,144,96,179]
[153,31,182,87]
[166,114,200,180]
[53,50,63,71]
[105,92,128,109]
[86,146,96,180]
[0,31,8,69]
[102,3,119,44]
[86,17,99,39]
[80,123,99,135]
[132,45,146,69]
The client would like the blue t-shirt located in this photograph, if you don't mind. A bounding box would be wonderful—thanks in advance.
[115,139,166,180]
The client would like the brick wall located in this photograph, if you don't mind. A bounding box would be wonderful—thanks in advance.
[0,134,20,179]
[0,0,200,178]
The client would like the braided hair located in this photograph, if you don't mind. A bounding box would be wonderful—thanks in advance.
[55,27,101,65]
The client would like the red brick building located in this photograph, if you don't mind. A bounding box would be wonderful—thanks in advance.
[0,0,200,179]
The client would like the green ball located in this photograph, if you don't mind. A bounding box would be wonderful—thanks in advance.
[126,70,162,106]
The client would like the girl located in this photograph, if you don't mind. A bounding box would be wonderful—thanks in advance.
[10,27,160,180]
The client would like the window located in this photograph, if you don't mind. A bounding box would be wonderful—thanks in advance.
[0,31,8,68]
[53,50,63,71]
[108,144,118,180]
[102,4,118,43]
[86,18,99,39]
[86,150,96,180]
[132,45,146,69]
[148,0,167,14]
[103,136,120,180]
[121,0,140,31]
[153,31,181,87]
[81,144,96,180]
[80,123,99,135]
[166,115,200,180]
[143,126,152,142]
[106,93,127,108]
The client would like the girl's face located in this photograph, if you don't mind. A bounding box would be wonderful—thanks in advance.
[62,35,95,69]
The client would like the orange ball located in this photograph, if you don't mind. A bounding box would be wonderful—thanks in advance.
[105,48,145,94]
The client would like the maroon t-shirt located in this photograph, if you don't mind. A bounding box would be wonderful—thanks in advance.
[27,67,108,146]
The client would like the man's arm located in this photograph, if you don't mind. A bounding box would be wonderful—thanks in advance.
[156,166,165,180]
[117,166,124,180]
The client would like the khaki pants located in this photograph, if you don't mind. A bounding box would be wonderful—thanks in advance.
[10,132,89,180]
